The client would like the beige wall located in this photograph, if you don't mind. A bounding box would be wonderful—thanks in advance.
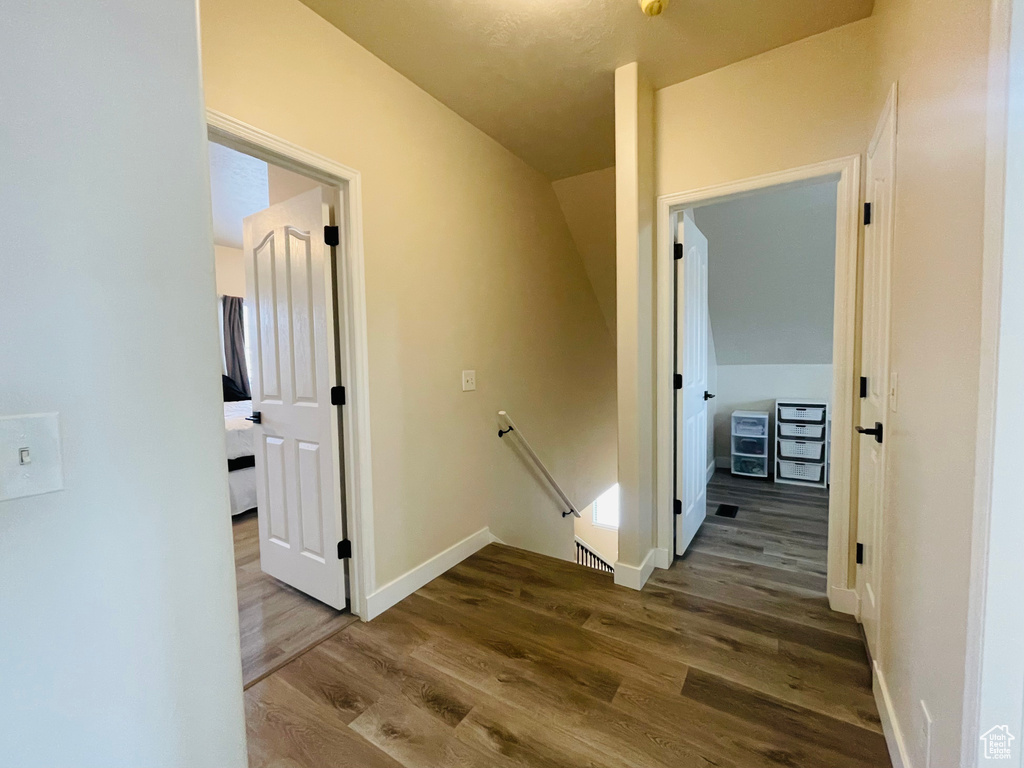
[655,7,992,766]
[656,18,878,197]
[870,0,990,765]
[214,244,246,297]
[614,62,657,576]
[200,0,616,587]
[552,167,617,333]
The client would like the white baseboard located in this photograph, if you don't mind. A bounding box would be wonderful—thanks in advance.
[614,546,661,590]
[364,526,495,620]
[828,586,860,616]
[874,661,911,768]
[706,460,716,483]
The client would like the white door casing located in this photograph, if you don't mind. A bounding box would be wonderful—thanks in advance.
[675,213,710,555]
[856,86,897,661]
[244,187,348,610]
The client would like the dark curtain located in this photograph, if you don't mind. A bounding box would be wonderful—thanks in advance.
[222,295,251,399]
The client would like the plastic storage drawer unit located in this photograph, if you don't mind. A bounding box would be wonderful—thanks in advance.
[778,405,826,423]
[778,460,824,483]
[778,422,825,440]
[778,440,825,461]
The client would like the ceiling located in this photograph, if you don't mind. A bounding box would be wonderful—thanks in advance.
[694,178,838,366]
[208,141,269,249]
[297,0,873,179]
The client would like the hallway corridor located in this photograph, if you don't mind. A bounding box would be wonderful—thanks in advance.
[244,473,889,768]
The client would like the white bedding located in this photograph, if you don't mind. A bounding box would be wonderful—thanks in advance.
[224,401,255,461]
[225,401,257,515]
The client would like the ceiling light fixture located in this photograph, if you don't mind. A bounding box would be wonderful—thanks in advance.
[638,0,668,16]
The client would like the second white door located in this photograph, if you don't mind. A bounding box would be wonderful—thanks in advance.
[244,187,348,610]
[675,212,710,555]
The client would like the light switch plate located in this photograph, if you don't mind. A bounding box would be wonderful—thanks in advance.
[0,413,63,501]
[462,370,476,392]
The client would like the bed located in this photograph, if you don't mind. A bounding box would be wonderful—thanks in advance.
[225,399,257,516]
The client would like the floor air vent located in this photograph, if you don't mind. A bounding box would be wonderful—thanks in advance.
[715,504,739,518]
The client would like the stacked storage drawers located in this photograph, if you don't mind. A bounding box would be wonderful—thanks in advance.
[775,399,830,488]
[731,410,769,478]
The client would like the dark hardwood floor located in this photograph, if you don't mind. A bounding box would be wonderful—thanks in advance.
[243,471,891,767]
[234,511,357,687]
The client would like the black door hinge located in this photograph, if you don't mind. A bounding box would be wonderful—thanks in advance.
[324,225,340,246]
[863,203,872,226]
[674,499,682,516]
[674,243,683,260]
[331,385,346,406]
[856,542,864,565]
[674,373,683,390]
[337,539,352,559]
[860,376,868,399]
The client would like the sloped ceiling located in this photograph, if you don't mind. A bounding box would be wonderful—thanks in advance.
[693,179,838,365]
[552,166,617,333]
[296,0,874,179]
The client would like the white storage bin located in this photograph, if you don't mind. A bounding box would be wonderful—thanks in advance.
[779,422,825,440]
[732,435,768,457]
[779,405,825,422]
[732,455,768,477]
[778,440,825,461]
[733,417,767,437]
[778,460,824,483]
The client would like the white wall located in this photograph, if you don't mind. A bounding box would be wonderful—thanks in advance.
[711,364,833,466]
[201,0,616,584]
[0,1,247,766]
[214,244,246,297]
[694,181,837,365]
[706,318,718,473]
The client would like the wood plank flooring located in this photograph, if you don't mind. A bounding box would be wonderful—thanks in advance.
[244,472,892,767]
[234,511,358,687]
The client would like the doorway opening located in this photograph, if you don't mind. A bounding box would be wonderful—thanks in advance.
[656,156,862,614]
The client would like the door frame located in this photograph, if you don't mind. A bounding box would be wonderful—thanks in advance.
[208,110,375,620]
[655,155,862,614]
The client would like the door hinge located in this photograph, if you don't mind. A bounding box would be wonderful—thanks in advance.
[674,373,682,390]
[859,376,868,399]
[331,385,346,406]
[856,542,864,565]
[863,202,872,226]
[674,499,682,516]
[674,242,683,260]
[324,225,340,246]
[337,539,352,559]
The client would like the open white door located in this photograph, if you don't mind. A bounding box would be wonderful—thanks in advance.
[675,213,710,556]
[856,87,897,659]
[243,187,348,610]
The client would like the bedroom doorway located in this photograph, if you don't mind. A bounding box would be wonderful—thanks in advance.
[208,139,357,686]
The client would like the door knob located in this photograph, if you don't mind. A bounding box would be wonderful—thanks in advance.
[856,421,883,444]
[245,411,262,424]
[704,391,716,401]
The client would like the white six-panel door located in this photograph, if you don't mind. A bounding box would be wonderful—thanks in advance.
[243,187,347,610]
[857,87,897,660]
[675,213,710,556]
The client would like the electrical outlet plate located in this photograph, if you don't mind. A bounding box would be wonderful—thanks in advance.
[462,370,476,392]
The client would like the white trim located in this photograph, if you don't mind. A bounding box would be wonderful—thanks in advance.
[874,662,911,768]
[206,110,376,621]
[706,459,716,484]
[614,546,663,590]
[827,586,860,617]
[364,527,496,620]
[655,155,861,603]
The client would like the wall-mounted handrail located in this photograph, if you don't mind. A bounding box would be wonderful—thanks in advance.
[497,410,581,518]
